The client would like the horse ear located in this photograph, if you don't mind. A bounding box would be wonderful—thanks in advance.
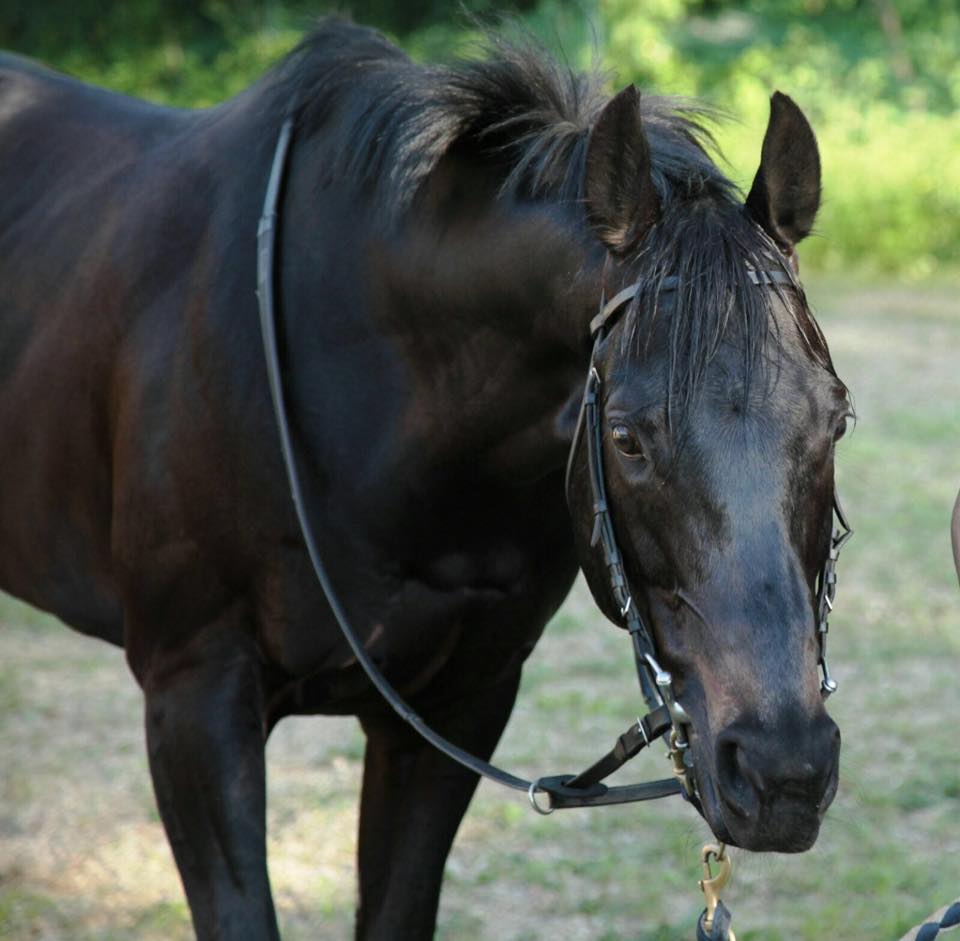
[584,84,661,256]
[745,92,821,250]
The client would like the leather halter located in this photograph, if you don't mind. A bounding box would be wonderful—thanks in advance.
[256,116,851,815]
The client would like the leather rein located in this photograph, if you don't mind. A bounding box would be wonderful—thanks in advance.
[256,116,852,815]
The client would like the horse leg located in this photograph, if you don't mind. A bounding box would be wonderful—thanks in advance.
[141,627,279,941]
[354,669,522,941]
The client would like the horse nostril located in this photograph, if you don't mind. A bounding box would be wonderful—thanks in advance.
[784,715,841,802]
[715,717,840,817]
[715,733,760,820]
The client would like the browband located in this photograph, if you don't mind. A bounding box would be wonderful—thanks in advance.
[589,268,795,338]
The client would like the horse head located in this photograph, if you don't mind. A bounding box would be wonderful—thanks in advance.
[567,87,852,852]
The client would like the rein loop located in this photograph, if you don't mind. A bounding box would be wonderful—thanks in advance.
[255,115,851,819]
[256,116,683,812]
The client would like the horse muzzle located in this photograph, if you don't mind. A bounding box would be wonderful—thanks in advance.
[696,711,841,852]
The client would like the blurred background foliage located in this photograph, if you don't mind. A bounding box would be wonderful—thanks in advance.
[1,0,957,277]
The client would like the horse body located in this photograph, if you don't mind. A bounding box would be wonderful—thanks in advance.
[0,20,848,940]
[0,39,579,675]
[0,56,165,637]
[1,29,593,937]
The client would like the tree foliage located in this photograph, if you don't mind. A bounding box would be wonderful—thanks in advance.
[1,1,957,276]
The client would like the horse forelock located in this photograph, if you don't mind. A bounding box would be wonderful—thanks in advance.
[614,206,837,429]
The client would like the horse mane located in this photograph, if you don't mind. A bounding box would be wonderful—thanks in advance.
[267,18,733,215]
[267,18,835,416]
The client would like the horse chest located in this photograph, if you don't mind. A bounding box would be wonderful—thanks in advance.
[260,483,578,717]
[383,479,578,625]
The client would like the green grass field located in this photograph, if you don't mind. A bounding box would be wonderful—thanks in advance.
[1,280,958,940]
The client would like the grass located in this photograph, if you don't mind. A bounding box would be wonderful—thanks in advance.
[1,279,958,939]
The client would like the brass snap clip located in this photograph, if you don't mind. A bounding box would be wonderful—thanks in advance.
[698,843,736,940]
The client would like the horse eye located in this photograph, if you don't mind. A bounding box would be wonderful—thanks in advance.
[611,424,646,459]
[833,415,850,442]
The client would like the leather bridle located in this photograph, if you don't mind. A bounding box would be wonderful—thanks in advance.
[564,274,853,802]
[256,115,852,815]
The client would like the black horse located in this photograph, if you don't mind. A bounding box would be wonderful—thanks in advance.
[0,20,851,940]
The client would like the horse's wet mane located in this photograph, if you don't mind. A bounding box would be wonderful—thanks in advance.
[268,18,835,414]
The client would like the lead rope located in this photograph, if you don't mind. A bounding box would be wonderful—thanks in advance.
[904,902,960,940]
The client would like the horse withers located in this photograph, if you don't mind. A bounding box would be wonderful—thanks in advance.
[0,21,851,939]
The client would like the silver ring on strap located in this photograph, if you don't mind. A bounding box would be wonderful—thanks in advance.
[528,781,555,815]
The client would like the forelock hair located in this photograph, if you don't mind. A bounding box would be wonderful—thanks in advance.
[616,207,834,427]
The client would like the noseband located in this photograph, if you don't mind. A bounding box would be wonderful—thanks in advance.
[256,115,852,815]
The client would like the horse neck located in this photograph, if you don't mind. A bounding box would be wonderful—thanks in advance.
[371,187,601,482]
